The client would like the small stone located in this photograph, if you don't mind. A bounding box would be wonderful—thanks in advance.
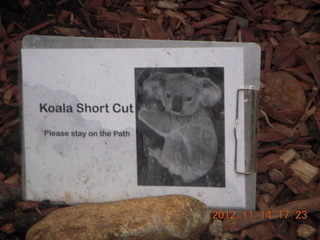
[209,219,223,238]
[221,232,235,240]
[26,195,210,240]
[262,194,272,204]
[297,223,317,239]
[235,16,249,28]
[258,183,277,194]
[268,168,284,183]
[261,71,306,123]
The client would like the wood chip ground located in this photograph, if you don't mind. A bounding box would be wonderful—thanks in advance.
[0,0,319,239]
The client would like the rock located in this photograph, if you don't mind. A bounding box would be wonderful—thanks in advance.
[261,194,272,205]
[297,223,317,239]
[26,195,210,240]
[258,183,277,194]
[260,71,306,124]
[268,168,284,183]
[221,232,235,240]
[209,219,223,238]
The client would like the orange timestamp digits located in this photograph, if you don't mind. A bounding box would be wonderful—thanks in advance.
[279,210,308,219]
[211,210,308,220]
[211,210,237,220]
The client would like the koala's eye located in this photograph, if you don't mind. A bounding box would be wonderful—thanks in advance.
[186,97,193,102]
[166,92,171,99]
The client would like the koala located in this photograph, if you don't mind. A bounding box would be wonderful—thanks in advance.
[138,72,222,183]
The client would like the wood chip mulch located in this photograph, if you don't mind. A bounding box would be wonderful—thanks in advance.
[0,0,319,239]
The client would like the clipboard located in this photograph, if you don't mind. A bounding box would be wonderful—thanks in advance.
[20,35,260,210]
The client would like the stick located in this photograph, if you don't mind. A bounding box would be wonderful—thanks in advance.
[7,19,55,43]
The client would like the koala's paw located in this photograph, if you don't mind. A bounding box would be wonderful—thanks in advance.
[138,108,148,121]
[148,147,162,160]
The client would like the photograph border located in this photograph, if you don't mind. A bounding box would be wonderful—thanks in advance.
[135,67,225,187]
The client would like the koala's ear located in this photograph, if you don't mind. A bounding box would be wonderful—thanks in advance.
[143,72,166,99]
[198,77,222,107]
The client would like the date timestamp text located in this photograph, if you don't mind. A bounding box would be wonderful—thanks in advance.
[212,210,308,220]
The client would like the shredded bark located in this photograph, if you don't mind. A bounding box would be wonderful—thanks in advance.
[0,0,319,239]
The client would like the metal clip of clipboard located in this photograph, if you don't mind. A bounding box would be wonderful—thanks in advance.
[234,86,258,175]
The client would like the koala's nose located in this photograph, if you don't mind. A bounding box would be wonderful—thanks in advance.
[172,96,183,113]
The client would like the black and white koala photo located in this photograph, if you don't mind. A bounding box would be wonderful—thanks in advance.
[136,68,225,187]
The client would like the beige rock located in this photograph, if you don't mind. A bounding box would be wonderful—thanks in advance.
[209,219,223,238]
[221,232,235,240]
[268,168,284,183]
[258,183,277,194]
[261,71,306,123]
[297,223,317,239]
[26,195,210,240]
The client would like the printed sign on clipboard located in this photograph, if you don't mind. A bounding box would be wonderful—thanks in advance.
[21,36,260,210]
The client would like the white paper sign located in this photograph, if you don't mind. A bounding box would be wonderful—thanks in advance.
[21,36,260,209]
